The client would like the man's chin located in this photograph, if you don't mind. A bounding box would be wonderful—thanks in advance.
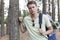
[31,13,35,15]
[31,12,35,14]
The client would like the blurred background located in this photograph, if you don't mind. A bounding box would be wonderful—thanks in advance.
[0,0,60,40]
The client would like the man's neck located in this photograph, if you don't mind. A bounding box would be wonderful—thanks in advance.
[31,13,39,19]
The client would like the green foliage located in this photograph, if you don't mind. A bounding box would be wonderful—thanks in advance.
[0,16,7,24]
[38,9,41,13]
[20,10,29,18]
[39,0,41,1]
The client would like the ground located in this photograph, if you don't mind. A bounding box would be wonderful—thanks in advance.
[0,29,60,40]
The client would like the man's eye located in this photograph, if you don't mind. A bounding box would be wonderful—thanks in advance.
[32,6,34,8]
[29,8,31,9]
[28,7,31,9]
[28,6,35,9]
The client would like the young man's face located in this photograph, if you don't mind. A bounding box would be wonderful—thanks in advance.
[27,4,38,15]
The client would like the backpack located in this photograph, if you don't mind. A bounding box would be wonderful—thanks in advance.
[39,13,56,40]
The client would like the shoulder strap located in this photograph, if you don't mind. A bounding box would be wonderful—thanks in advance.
[39,13,49,37]
[39,13,43,28]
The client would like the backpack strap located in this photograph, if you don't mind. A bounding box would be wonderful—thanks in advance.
[39,13,43,28]
[39,13,49,38]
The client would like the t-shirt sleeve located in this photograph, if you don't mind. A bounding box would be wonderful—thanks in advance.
[44,15,52,27]
[23,17,28,28]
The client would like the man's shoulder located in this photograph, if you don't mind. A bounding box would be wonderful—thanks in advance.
[42,14,49,21]
[43,14,48,18]
[24,15,31,20]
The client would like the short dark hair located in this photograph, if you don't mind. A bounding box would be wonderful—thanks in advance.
[27,1,37,7]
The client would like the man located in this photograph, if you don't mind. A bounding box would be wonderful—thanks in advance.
[19,1,53,40]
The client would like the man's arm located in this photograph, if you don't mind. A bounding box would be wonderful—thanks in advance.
[38,26,53,35]
[19,17,27,33]
[43,15,53,35]
[20,22,27,33]
[38,15,53,35]
[42,26,53,35]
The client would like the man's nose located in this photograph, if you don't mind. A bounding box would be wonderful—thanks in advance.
[31,8,34,11]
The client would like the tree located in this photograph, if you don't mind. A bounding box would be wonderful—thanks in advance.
[48,0,50,14]
[8,0,20,40]
[52,0,55,21]
[58,0,60,23]
[0,0,5,37]
[42,0,46,13]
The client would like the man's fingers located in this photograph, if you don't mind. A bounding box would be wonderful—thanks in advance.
[19,17,23,22]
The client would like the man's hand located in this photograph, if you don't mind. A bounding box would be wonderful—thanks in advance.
[38,29,43,34]
[18,17,27,33]
[19,17,23,23]
[38,29,46,35]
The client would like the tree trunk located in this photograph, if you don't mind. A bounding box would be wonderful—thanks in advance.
[48,0,52,16]
[52,0,55,21]
[58,0,60,23]
[48,0,50,12]
[8,0,20,40]
[42,0,46,14]
[6,16,9,34]
[0,0,1,36]
[0,0,5,37]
